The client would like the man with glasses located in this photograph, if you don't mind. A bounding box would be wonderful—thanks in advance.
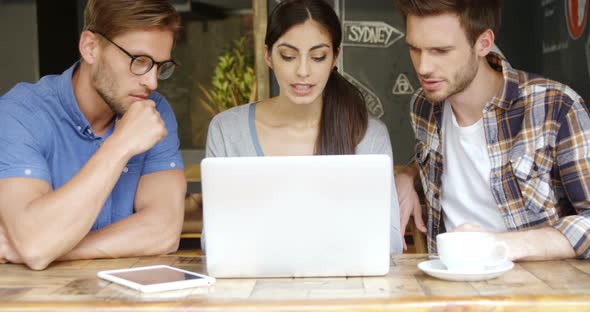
[0,0,185,270]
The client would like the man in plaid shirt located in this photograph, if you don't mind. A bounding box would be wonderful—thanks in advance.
[394,0,589,260]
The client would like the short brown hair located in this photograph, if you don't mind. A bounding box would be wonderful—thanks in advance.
[84,0,182,41]
[394,0,501,46]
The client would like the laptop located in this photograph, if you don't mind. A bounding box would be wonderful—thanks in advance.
[201,154,393,278]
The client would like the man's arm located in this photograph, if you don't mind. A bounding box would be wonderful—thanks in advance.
[499,227,576,261]
[57,169,186,260]
[395,162,426,250]
[0,223,22,264]
[0,141,132,270]
[550,96,590,259]
[0,100,166,270]
[454,223,576,261]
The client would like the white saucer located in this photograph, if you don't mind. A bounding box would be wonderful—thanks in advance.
[417,259,514,282]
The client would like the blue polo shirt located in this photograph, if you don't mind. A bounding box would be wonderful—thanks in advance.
[0,63,184,231]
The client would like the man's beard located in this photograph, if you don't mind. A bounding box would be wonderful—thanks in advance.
[424,53,479,103]
[92,61,127,116]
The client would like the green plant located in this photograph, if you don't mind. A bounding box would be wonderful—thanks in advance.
[198,37,256,115]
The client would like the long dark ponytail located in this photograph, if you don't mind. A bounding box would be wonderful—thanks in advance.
[265,0,368,155]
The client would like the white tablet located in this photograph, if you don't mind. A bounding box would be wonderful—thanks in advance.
[97,265,216,293]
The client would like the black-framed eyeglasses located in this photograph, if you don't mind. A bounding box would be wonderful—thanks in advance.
[91,30,178,80]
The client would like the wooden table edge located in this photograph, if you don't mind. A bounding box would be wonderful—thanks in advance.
[2,294,590,311]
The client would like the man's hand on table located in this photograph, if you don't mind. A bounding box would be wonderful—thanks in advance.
[0,223,23,264]
[395,168,426,250]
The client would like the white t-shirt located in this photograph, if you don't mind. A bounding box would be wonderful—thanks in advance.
[440,101,507,232]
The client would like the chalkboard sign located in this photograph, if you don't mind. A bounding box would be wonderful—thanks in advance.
[268,0,418,164]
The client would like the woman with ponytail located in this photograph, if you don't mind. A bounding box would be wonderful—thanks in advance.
[205,0,401,254]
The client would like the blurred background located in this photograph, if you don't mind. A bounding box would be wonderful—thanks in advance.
[1,0,589,166]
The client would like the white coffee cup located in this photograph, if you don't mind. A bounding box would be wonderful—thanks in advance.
[436,232,509,272]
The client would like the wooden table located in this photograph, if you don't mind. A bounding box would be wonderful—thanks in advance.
[1,253,590,311]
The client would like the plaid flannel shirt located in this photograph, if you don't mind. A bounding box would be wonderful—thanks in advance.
[410,52,590,258]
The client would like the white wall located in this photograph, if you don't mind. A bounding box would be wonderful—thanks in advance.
[0,0,39,94]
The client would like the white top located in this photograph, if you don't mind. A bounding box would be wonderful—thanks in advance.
[440,101,507,232]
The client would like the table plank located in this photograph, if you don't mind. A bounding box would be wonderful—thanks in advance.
[469,263,554,296]
[363,274,426,298]
[201,279,256,300]
[520,260,590,292]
